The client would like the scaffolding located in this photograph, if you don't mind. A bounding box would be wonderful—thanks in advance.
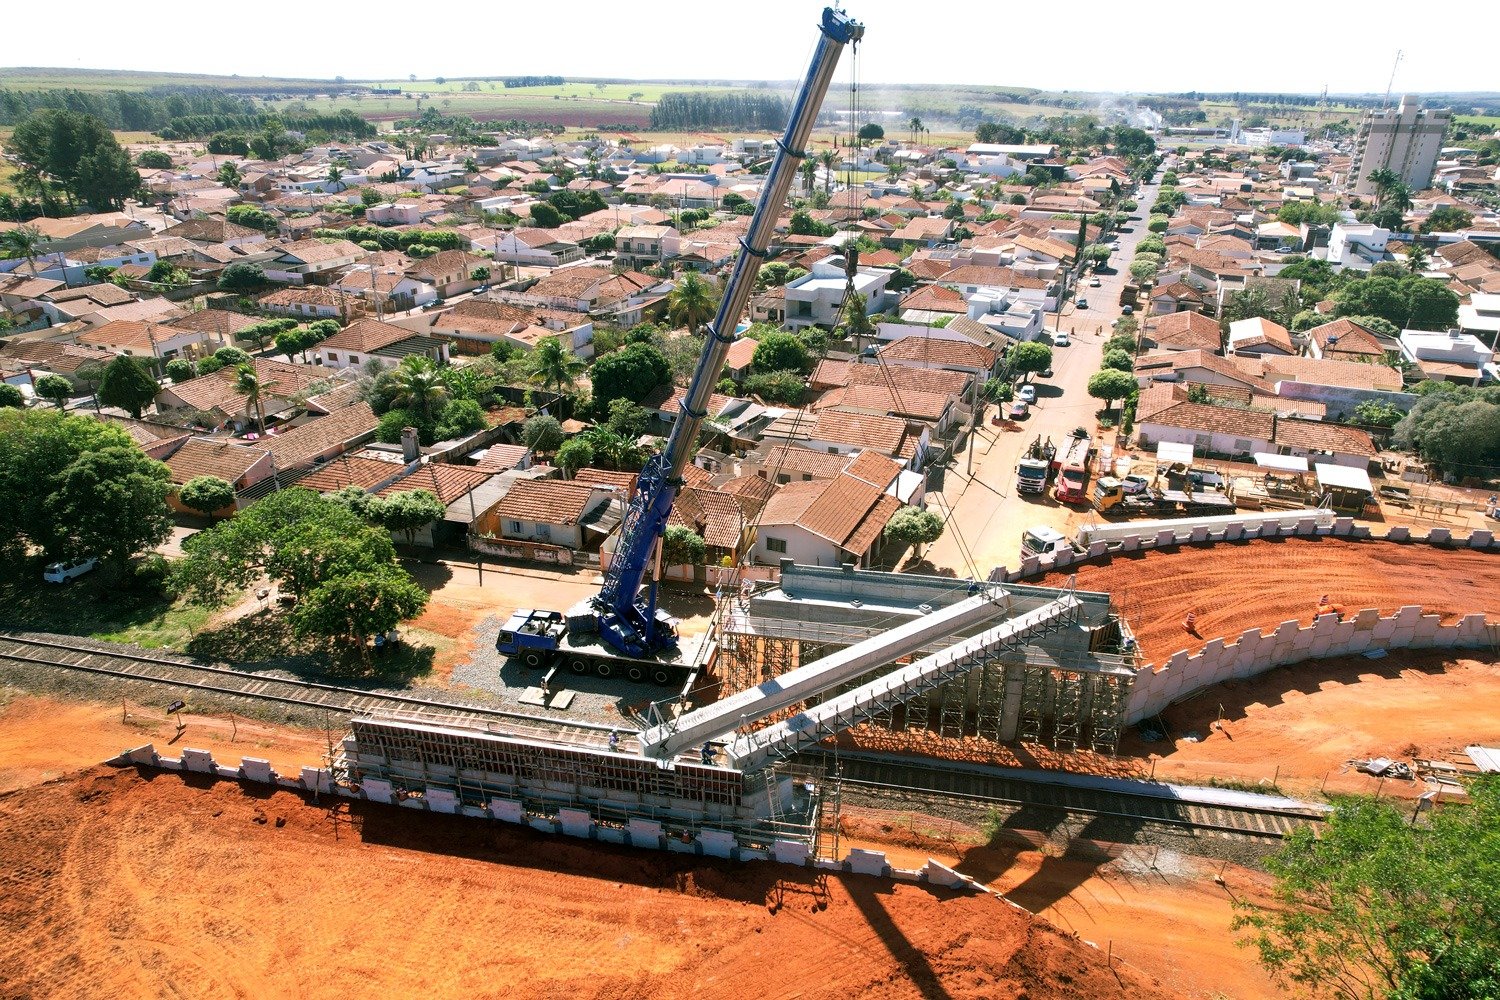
[1088,674,1128,755]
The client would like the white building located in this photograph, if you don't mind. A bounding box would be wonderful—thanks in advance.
[1350,95,1451,196]
[1400,329,1493,385]
[1457,293,1500,345]
[1326,222,1390,268]
[783,257,889,329]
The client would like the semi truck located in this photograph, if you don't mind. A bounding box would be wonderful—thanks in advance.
[493,7,865,689]
[1091,476,1236,518]
[1023,506,1336,560]
[1052,434,1093,505]
[1015,436,1055,495]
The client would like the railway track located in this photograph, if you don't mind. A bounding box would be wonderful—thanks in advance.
[0,632,625,750]
[812,752,1326,841]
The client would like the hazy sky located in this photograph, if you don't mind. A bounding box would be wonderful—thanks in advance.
[4,0,1494,96]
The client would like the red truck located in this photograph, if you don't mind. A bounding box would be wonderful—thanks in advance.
[1052,434,1094,505]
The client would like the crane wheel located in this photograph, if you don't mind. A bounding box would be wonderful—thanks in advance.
[651,669,671,685]
[595,661,614,678]
[568,657,589,674]
[626,666,645,682]
[522,651,544,668]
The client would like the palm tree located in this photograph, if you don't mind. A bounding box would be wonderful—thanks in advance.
[527,336,585,395]
[387,356,449,422]
[326,163,344,192]
[0,224,44,277]
[799,158,816,194]
[819,148,838,195]
[1383,180,1413,217]
[842,291,875,355]
[217,162,242,189]
[234,363,269,435]
[666,271,720,333]
[908,116,923,145]
[1404,243,1430,272]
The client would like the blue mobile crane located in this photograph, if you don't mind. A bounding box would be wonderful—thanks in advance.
[497,7,864,689]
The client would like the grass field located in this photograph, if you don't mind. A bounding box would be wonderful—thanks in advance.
[1456,114,1500,129]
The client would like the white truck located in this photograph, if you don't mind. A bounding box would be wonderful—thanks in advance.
[1021,507,1336,561]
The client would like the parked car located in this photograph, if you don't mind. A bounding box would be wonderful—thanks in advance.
[1121,304,1134,315]
[43,557,97,583]
[1088,277,1101,287]
[1007,400,1029,420]
[1016,383,1037,404]
[1053,331,1071,347]
[1075,298,1088,310]
[1120,474,1151,496]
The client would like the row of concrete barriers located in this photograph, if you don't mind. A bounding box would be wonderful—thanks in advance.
[105,744,988,893]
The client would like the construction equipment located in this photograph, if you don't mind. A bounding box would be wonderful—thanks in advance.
[495,7,866,684]
[1016,435,1055,495]
[1053,433,1094,505]
[1091,475,1236,518]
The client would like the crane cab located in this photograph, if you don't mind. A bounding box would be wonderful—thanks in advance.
[496,609,567,667]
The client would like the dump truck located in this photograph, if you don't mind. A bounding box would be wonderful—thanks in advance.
[1052,434,1094,505]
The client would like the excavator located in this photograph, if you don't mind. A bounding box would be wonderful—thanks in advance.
[496,8,866,689]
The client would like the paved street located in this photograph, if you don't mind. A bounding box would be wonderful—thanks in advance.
[921,177,1160,577]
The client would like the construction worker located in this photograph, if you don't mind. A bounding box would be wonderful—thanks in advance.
[608,730,620,753]
[700,742,715,765]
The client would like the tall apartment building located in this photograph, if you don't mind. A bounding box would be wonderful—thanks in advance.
[1349,95,1451,196]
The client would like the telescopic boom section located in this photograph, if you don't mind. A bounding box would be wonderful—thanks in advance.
[592,8,864,657]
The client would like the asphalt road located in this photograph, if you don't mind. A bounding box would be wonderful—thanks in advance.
[920,177,1160,577]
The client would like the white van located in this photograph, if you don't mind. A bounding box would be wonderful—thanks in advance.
[43,557,98,583]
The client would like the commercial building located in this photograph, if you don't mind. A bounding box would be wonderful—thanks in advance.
[1349,95,1451,196]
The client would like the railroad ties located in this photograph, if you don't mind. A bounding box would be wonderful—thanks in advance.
[0,632,628,751]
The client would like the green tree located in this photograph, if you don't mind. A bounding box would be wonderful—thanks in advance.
[577,427,646,470]
[137,150,173,169]
[1353,400,1404,428]
[741,370,806,405]
[177,475,236,516]
[291,565,428,662]
[661,524,706,566]
[217,262,266,292]
[857,123,885,142]
[164,358,197,384]
[226,204,278,235]
[527,336,585,395]
[73,361,105,413]
[841,291,876,355]
[606,397,649,438]
[1007,341,1053,377]
[273,327,315,363]
[96,356,158,418]
[374,489,446,545]
[1102,349,1134,372]
[217,162,242,188]
[882,506,945,560]
[529,201,564,228]
[8,109,139,210]
[522,414,565,453]
[751,332,811,375]
[0,384,24,409]
[1129,257,1159,281]
[46,445,173,570]
[666,271,720,332]
[1421,205,1473,234]
[1147,217,1168,233]
[33,373,73,409]
[0,224,44,277]
[1135,234,1167,257]
[1235,777,1500,1000]
[555,437,595,476]
[1404,277,1460,331]
[590,342,670,411]
[1086,368,1137,413]
[386,357,449,423]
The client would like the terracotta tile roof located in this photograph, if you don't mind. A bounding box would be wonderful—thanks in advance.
[1255,354,1403,392]
[823,382,951,422]
[1151,281,1204,303]
[43,283,134,307]
[379,463,493,504]
[0,340,114,374]
[1136,383,1276,440]
[260,402,378,467]
[160,218,261,243]
[843,492,902,557]
[491,477,609,525]
[671,486,747,549]
[162,438,269,486]
[642,383,733,417]
[276,238,364,265]
[843,449,901,489]
[879,335,996,370]
[161,359,329,414]
[528,265,614,299]
[757,478,825,528]
[473,444,529,473]
[1305,318,1385,358]
[76,319,181,352]
[790,474,900,555]
[680,463,713,488]
[303,379,366,413]
[720,474,777,514]
[937,265,1049,290]
[1273,419,1377,457]
[166,309,257,339]
[807,409,910,455]
[294,455,404,493]
[257,285,345,309]
[757,443,851,480]
[321,319,414,354]
[1138,349,1272,392]
[573,467,639,497]
[1147,311,1221,352]
[724,337,758,371]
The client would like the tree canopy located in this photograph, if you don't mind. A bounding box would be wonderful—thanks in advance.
[96,356,159,419]
[177,475,236,516]
[1008,341,1053,377]
[7,108,140,211]
[1336,275,1459,331]
[590,342,670,412]
[751,332,811,375]
[1086,368,1137,411]
[662,525,706,566]
[883,507,944,558]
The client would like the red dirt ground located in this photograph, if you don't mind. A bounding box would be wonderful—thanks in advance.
[1035,538,1500,664]
[0,764,1182,1000]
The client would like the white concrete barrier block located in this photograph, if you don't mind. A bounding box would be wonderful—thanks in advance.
[845,848,890,877]
[597,827,628,845]
[558,807,594,838]
[1333,517,1354,536]
[527,816,558,834]
[121,744,157,765]
[1155,529,1177,547]
[1394,605,1423,623]
[239,757,274,783]
[1387,525,1410,542]
[1088,540,1108,558]
[1414,615,1441,639]
[698,828,736,859]
[774,840,811,865]
[919,859,972,888]
[1351,525,1372,538]
[1190,525,1209,542]
[1120,534,1140,552]
[300,767,332,793]
[489,798,523,823]
[1296,518,1317,536]
[362,778,393,804]
[182,748,215,774]
[426,788,459,814]
[214,765,239,780]
[628,818,664,848]
[1470,530,1494,548]
[1020,555,1040,576]
[1224,523,1243,541]
[1428,527,1451,544]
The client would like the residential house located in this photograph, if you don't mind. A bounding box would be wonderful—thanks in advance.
[265,239,366,281]
[75,319,217,362]
[0,213,151,253]
[614,225,681,268]
[332,266,437,311]
[1326,223,1390,269]
[259,401,380,471]
[670,486,753,565]
[1149,281,1206,315]
[398,299,595,359]
[160,438,275,513]
[1226,316,1295,357]
[406,250,489,298]
[877,332,998,378]
[1303,318,1388,362]
[783,257,889,329]
[315,318,450,369]
[524,266,658,314]
[1135,383,1276,458]
[1273,419,1378,469]
[1399,329,1493,384]
[484,478,617,549]
[1142,311,1222,354]
[751,474,901,568]
[478,228,584,268]
[1457,292,1500,346]
[155,358,334,430]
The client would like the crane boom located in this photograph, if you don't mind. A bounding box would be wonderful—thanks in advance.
[589,7,864,658]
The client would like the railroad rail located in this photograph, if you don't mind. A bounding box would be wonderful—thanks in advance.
[811,752,1326,840]
[0,632,629,751]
